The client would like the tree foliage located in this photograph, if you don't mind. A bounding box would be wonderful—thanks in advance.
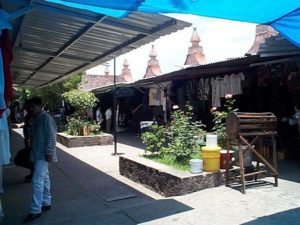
[63,89,98,118]
[17,73,82,112]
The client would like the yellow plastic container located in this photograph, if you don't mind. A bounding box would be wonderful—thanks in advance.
[201,146,221,172]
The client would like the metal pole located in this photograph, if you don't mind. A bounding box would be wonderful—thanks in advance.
[113,58,118,155]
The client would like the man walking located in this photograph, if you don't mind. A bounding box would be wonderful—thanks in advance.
[105,107,112,133]
[23,97,57,223]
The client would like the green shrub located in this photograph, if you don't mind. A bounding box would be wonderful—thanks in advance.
[141,104,206,165]
[141,124,167,154]
[163,105,206,164]
[63,89,98,118]
[66,117,101,136]
[63,89,99,136]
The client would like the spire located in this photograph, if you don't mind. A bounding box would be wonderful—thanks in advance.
[184,27,206,66]
[104,64,109,77]
[247,25,278,55]
[144,45,162,78]
[190,27,200,43]
[120,59,133,82]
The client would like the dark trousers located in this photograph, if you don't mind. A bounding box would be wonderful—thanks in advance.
[14,148,34,173]
[106,118,112,133]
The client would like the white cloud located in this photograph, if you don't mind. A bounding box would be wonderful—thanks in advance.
[86,14,257,81]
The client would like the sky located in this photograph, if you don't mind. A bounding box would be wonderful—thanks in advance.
[86,14,257,81]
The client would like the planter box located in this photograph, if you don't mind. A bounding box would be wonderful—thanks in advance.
[120,155,230,197]
[57,132,113,148]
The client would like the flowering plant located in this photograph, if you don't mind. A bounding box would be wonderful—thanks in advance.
[163,105,206,163]
[211,94,238,148]
[141,104,206,164]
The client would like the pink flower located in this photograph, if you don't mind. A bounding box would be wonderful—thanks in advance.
[210,107,217,112]
[172,105,179,110]
[225,94,232,99]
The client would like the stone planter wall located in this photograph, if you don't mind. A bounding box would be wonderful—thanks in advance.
[120,155,230,197]
[57,132,113,148]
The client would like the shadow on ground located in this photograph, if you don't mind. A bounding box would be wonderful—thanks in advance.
[1,130,192,225]
[116,132,146,150]
[277,160,300,183]
[242,207,300,225]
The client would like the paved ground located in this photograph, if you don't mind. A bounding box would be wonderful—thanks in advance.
[1,129,300,225]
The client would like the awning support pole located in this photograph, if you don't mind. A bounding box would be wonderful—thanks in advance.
[113,58,118,155]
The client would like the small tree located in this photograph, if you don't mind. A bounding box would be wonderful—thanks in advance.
[18,73,82,112]
[63,89,98,118]
[63,89,99,136]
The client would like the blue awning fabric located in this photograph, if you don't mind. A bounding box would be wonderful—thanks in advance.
[0,9,12,31]
[46,0,300,47]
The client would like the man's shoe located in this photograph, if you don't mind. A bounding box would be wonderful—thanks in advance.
[22,213,41,223]
[41,205,51,211]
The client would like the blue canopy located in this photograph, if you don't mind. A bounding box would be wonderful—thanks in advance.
[46,0,300,47]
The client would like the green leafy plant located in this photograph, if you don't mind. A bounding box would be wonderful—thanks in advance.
[163,105,206,164]
[63,89,98,118]
[141,104,206,166]
[211,94,238,148]
[141,124,167,154]
[18,73,82,112]
[66,117,101,136]
[66,117,86,136]
[63,89,99,136]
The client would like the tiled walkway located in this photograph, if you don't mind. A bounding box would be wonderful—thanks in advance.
[1,129,300,225]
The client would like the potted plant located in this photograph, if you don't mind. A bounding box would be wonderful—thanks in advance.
[63,89,98,136]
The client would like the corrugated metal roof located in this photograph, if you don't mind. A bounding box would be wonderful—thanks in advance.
[3,0,191,88]
[258,34,300,57]
[133,54,299,85]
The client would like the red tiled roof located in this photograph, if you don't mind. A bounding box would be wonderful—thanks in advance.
[81,74,126,91]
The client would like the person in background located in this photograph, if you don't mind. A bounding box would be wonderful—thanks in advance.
[105,107,112,133]
[96,106,103,125]
[22,97,57,223]
[14,99,34,183]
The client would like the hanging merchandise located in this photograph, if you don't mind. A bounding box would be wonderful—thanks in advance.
[211,72,245,108]
[236,72,245,95]
[185,80,197,101]
[161,89,166,112]
[224,74,231,95]
[0,30,13,106]
[149,88,159,106]
[0,108,10,165]
[211,77,221,107]
[197,78,210,100]
[218,77,225,98]
[226,72,245,96]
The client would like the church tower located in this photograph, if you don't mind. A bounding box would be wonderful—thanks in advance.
[144,45,162,78]
[120,59,133,82]
[184,27,206,66]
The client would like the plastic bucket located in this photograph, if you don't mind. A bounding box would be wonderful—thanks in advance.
[189,159,203,173]
[201,146,221,172]
[220,150,234,169]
